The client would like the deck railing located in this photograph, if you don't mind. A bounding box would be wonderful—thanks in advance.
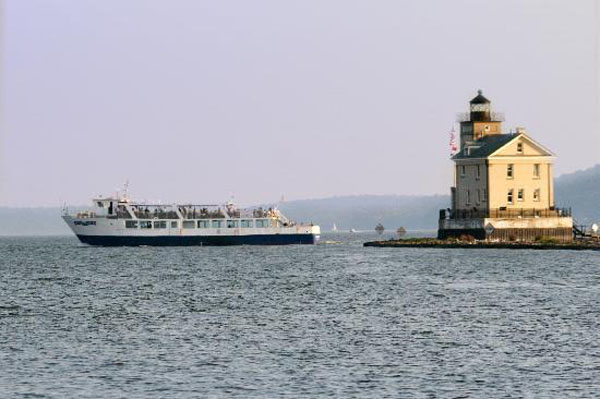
[132,211,180,219]
[456,112,505,122]
[440,207,572,220]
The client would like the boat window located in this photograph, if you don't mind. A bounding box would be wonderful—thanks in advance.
[183,220,195,229]
[198,220,210,228]
[126,221,138,228]
[211,220,223,228]
[74,220,96,226]
[153,221,167,229]
[241,219,253,228]
[171,221,178,228]
[227,220,239,228]
[256,219,271,228]
[140,221,152,229]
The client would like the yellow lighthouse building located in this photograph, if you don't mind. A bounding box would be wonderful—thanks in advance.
[438,91,573,242]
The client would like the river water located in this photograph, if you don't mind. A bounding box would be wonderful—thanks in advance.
[1,234,599,398]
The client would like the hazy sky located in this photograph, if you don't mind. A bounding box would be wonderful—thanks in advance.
[2,0,599,206]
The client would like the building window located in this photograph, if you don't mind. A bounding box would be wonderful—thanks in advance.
[533,189,540,202]
[507,189,514,204]
[171,221,178,228]
[460,165,466,178]
[517,142,523,153]
[476,165,481,180]
[533,164,540,178]
[518,189,524,202]
[507,164,514,179]
[476,189,481,204]
[197,220,210,228]
[466,190,471,205]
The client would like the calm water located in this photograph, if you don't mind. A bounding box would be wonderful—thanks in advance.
[1,233,599,398]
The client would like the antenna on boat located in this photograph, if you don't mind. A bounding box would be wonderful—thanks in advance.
[122,180,130,202]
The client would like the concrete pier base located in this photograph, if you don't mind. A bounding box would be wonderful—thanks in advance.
[438,216,574,242]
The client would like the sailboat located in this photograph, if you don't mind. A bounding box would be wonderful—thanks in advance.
[332,223,337,232]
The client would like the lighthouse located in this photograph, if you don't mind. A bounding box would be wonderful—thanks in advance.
[439,91,573,242]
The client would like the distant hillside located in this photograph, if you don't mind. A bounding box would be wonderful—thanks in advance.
[555,164,600,224]
[279,195,447,231]
[0,196,448,235]
[280,164,600,230]
[0,164,598,235]
[0,207,72,236]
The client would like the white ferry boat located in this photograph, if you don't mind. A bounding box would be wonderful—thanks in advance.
[62,195,320,246]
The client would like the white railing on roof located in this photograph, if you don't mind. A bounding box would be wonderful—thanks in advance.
[456,112,505,122]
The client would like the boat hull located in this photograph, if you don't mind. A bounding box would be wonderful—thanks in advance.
[75,233,318,246]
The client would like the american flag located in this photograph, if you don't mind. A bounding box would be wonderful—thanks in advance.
[449,126,458,156]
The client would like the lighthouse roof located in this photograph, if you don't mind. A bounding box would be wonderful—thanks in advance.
[470,89,490,104]
[453,133,518,159]
[453,132,555,160]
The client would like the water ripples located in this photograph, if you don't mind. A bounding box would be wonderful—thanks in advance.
[0,235,599,397]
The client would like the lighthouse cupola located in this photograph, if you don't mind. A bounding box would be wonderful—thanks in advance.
[469,90,491,122]
[458,90,503,151]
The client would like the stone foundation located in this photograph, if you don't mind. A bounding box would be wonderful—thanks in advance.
[438,217,574,243]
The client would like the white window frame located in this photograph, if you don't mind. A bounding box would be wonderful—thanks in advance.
[533,164,540,179]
